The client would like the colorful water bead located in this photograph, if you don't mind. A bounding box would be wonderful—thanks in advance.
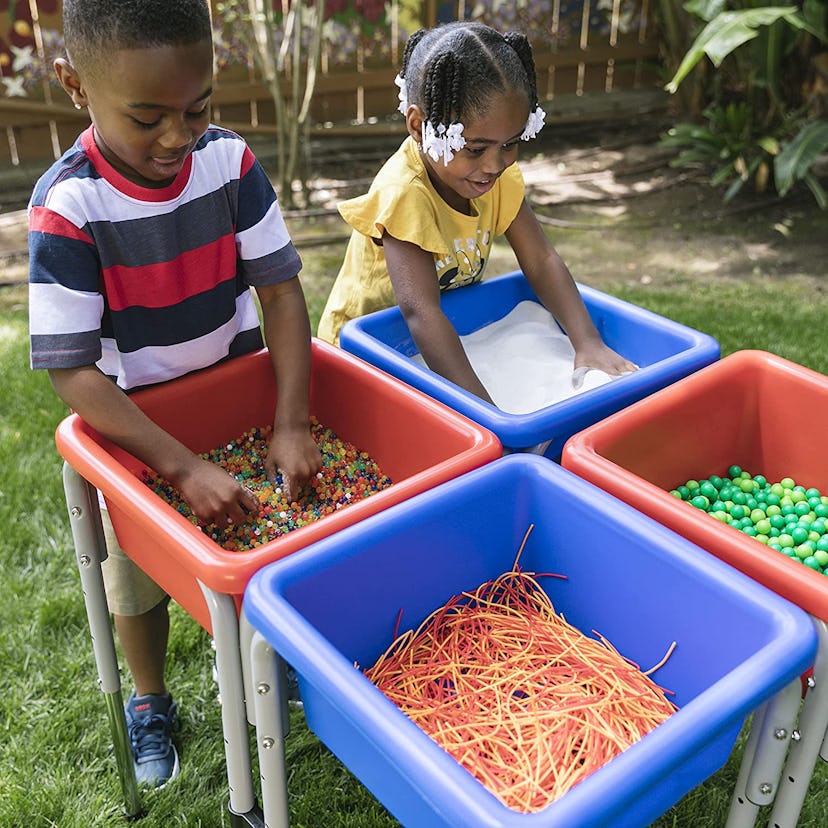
[142,419,393,551]
[670,467,828,576]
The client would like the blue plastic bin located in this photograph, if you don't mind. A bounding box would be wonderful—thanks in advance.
[243,455,816,828]
[339,270,720,458]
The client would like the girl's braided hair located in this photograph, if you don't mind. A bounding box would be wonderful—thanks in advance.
[398,22,539,129]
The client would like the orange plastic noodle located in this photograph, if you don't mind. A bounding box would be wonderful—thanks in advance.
[364,567,677,812]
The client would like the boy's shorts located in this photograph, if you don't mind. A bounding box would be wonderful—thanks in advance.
[101,508,168,616]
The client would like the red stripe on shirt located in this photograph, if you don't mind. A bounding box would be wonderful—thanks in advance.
[29,206,93,243]
[240,146,257,177]
[82,127,195,202]
[103,234,238,311]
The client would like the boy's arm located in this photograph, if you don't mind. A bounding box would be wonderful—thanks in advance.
[382,232,495,404]
[256,277,322,501]
[49,365,259,524]
[505,200,636,375]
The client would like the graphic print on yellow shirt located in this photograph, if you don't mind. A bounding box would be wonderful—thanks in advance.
[436,228,491,289]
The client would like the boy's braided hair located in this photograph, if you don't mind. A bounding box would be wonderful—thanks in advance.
[398,22,539,129]
[63,0,212,74]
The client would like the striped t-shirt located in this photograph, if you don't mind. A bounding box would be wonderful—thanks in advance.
[29,125,301,390]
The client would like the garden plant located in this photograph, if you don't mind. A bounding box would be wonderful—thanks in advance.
[660,0,828,205]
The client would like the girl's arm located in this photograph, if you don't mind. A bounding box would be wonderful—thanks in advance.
[505,200,636,374]
[383,232,495,404]
[257,277,323,502]
[48,365,260,525]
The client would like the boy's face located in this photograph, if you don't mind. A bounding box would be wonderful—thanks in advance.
[56,39,214,188]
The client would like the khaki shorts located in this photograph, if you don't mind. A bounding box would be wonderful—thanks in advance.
[101,508,168,616]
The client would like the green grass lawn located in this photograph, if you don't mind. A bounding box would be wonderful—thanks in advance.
[2,271,827,827]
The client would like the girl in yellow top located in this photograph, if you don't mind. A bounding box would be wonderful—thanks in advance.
[318,22,636,404]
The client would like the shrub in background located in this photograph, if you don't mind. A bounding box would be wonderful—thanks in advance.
[660,0,828,206]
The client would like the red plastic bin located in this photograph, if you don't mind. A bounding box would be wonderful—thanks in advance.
[55,339,501,632]
[561,350,828,622]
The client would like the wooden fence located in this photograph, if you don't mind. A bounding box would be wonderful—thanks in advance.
[0,0,662,168]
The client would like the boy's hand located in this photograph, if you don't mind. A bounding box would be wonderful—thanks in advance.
[47,365,260,526]
[574,339,638,376]
[255,278,320,502]
[175,457,260,526]
[265,424,323,503]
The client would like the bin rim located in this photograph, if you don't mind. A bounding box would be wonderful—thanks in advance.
[55,342,502,595]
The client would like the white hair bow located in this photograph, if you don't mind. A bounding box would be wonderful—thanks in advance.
[394,73,408,115]
[521,104,546,141]
[422,121,467,165]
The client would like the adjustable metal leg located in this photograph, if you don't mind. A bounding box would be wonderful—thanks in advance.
[725,677,803,828]
[725,706,765,828]
[198,581,264,827]
[765,618,828,828]
[248,628,290,828]
[62,462,141,818]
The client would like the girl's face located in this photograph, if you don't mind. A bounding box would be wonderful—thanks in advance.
[417,91,530,213]
[57,39,214,188]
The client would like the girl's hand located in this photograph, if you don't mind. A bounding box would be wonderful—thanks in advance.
[175,457,260,526]
[265,424,323,503]
[574,339,638,376]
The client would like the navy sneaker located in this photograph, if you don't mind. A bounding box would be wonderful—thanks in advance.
[125,690,180,788]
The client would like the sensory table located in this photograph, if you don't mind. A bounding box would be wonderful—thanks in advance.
[57,340,502,824]
[562,350,828,828]
[242,455,817,827]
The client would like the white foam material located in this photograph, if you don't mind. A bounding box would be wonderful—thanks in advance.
[411,300,618,415]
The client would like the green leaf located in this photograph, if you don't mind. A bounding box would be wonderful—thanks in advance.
[803,0,828,38]
[757,136,780,155]
[712,164,738,185]
[662,123,720,146]
[774,120,828,195]
[723,175,747,202]
[803,172,827,209]
[683,0,728,23]
[724,101,749,134]
[665,7,818,93]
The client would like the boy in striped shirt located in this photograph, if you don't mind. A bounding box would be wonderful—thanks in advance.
[28,0,321,788]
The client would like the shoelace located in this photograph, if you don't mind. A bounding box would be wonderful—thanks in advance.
[128,712,174,762]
